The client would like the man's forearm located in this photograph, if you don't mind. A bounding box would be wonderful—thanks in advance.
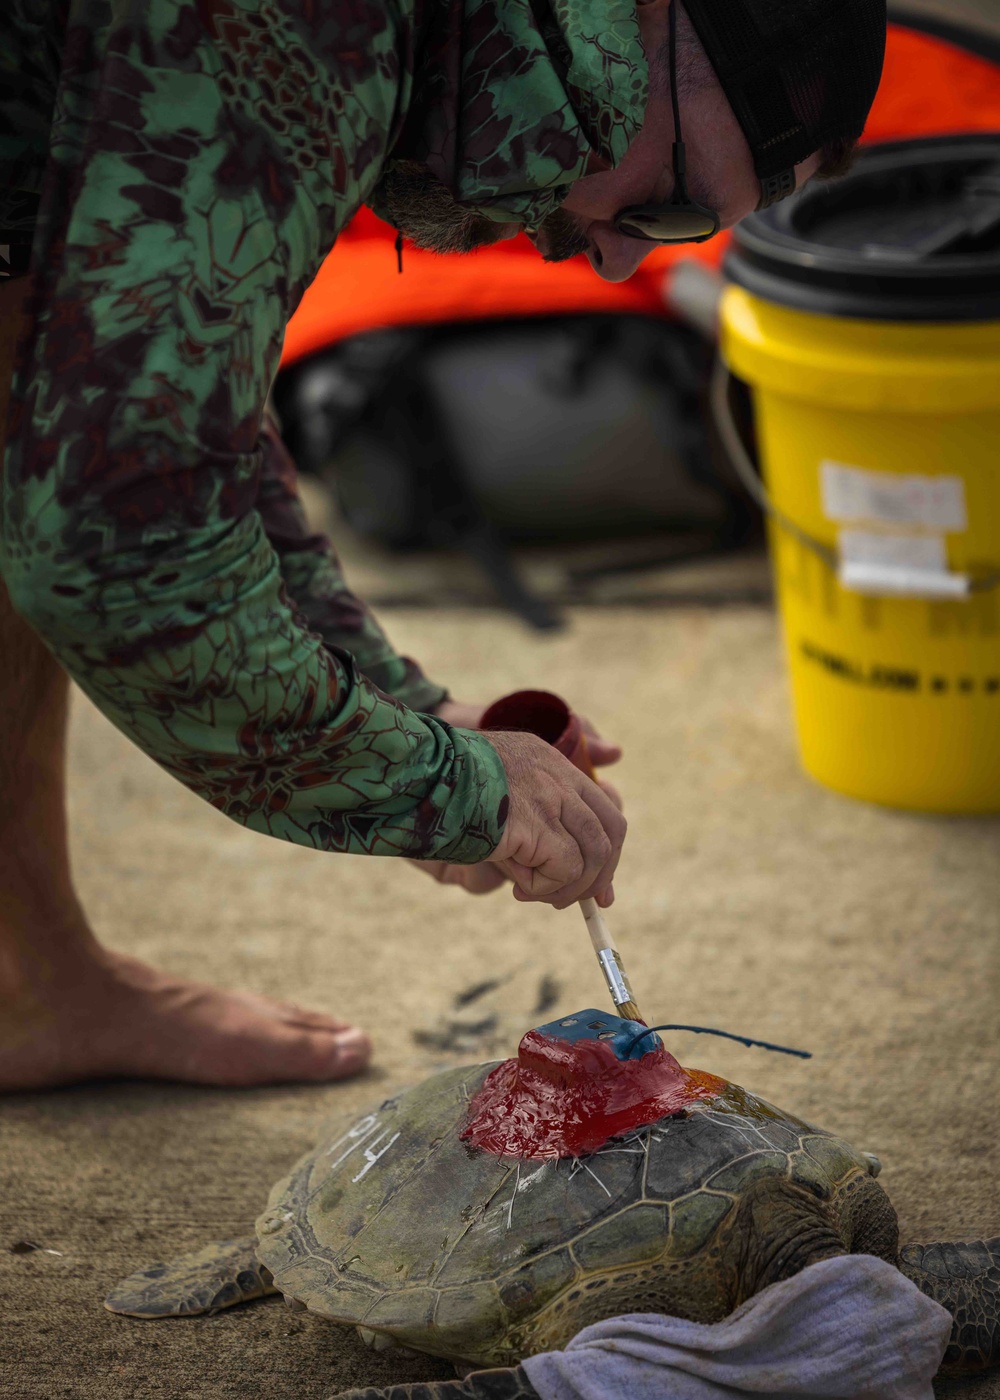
[257,418,448,714]
[3,490,505,862]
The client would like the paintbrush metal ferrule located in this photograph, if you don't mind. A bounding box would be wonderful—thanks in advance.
[597,947,633,1008]
[580,898,645,1024]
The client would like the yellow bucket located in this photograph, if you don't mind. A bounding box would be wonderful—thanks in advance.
[719,137,1000,814]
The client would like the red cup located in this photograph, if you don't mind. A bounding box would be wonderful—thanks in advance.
[479,689,596,779]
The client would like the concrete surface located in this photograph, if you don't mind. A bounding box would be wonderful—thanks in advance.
[2,606,998,1399]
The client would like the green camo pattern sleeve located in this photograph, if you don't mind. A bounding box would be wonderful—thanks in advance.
[256,417,449,716]
[0,0,508,862]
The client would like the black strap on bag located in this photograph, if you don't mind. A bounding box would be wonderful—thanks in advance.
[273,315,758,630]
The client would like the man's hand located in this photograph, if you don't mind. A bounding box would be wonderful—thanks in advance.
[411,859,510,897]
[410,699,624,901]
[482,731,626,909]
[433,700,623,772]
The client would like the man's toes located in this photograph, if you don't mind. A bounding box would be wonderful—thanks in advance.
[280,1002,358,1033]
[270,1024,372,1083]
[331,1025,372,1068]
[241,990,360,1036]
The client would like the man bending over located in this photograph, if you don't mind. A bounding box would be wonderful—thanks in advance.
[0,0,886,1090]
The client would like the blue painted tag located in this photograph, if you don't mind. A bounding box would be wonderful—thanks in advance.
[533,1009,661,1061]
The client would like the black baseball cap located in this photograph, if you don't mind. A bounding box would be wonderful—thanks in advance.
[681,0,888,208]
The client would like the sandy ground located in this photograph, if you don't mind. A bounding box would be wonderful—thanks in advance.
[2,604,999,1399]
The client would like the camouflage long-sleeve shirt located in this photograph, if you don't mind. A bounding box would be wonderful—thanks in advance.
[0,0,646,860]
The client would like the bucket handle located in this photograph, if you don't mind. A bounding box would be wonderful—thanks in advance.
[710,359,837,571]
[710,358,1000,596]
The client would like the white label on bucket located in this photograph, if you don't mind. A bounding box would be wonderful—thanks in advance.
[821,461,968,531]
[838,529,971,598]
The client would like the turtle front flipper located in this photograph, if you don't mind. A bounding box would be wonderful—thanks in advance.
[332,1368,541,1400]
[105,1236,278,1318]
[900,1237,1000,1374]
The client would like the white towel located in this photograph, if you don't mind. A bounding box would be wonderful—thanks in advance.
[521,1254,952,1400]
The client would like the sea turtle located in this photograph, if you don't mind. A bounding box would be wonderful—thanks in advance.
[106,1010,1000,1400]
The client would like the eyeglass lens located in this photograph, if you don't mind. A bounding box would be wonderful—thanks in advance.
[618,209,718,240]
[613,0,720,245]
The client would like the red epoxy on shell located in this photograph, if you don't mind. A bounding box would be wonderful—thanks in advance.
[462,1028,724,1160]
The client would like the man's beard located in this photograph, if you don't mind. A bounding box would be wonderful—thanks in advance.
[373,160,589,262]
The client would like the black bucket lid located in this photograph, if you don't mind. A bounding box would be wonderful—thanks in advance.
[725,134,1000,321]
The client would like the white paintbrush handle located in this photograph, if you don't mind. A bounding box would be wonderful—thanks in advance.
[579,898,641,1017]
[580,896,616,954]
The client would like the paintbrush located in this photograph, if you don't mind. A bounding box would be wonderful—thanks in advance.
[569,729,645,1024]
[579,897,645,1024]
[476,693,645,1026]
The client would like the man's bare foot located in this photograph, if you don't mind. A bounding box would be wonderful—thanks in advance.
[0,942,372,1092]
[0,489,373,1093]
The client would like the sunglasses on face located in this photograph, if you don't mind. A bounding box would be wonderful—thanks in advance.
[613,1,721,246]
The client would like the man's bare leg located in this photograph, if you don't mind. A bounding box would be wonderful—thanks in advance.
[0,278,370,1089]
